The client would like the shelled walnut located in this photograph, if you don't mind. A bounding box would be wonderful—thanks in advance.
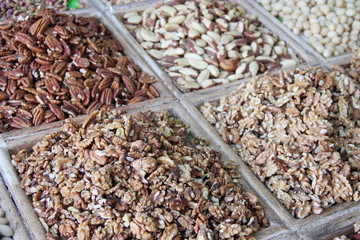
[0,10,159,133]
[333,221,360,240]
[12,110,268,239]
[201,67,360,218]
[348,49,360,82]
[331,48,360,85]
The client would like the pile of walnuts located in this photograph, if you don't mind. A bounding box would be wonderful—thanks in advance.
[201,67,360,218]
[12,110,268,239]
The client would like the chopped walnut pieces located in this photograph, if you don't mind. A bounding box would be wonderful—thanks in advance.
[347,49,360,83]
[201,67,360,219]
[333,221,360,240]
[12,110,268,239]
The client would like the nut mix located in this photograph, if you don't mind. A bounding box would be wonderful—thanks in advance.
[333,221,360,240]
[201,67,360,218]
[256,0,360,57]
[0,11,159,133]
[123,0,300,90]
[12,110,268,239]
[0,207,14,239]
[0,0,84,19]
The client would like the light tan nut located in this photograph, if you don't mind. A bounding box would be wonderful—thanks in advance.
[188,58,209,70]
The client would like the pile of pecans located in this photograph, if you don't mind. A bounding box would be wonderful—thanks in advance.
[0,0,84,19]
[123,0,300,90]
[333,221,360,240]
[201,67,360,218]
[0,11,159,132]
[0,207,13,239]
[12,110,268,239]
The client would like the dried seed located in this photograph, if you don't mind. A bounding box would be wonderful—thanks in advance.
[227,74,244,81]
[179,68,198,76]
[219,59,237,71]
[160,6,176,16]
[280,59,297,68]
[220,34,234,45]
[168,15,185,24]
[197,69,210,83]
[164,48,184,56]
[207,65,220,77]
[188,59,208,70]
[141,29,159,42]
[128,15,142,24]
[236,63,247,74]
[191,22,207,34]
[249,61,259,76]
[184,53,203,60]
[200,79,215,88]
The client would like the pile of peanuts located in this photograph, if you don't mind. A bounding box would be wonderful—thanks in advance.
[257,0,360,57]
[0,207,13,239]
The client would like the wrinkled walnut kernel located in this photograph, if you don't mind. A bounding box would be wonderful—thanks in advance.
[12,110,268,239]
[201,67,360,219]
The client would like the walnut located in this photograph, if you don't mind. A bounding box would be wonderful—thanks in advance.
[12,110,267,239]
[159,224,180,240]
[347,49,360,83]
[201,67,360,218]
[130,213,158,240]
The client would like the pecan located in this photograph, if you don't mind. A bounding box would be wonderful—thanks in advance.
[98,77,113,91]
[73,57,90,68]
[26,44,46,53]
[0,60,12,69]
[32,106,45,126]
[100,88,113,105]
[122,76,136,93]
[29,18,49,36]
[11,115,32,128]
[45,78,61,93]
[5,70,23,80]
[0,92,8,100]
[15,32,35,46]
[86,101,103,114]
[45,35,63,52]
[60,38,71,55]
[139,72,156,84]
[48,103,65,120]
[69,86,85,101]
[51,61,68,75]
[9,89,26,100]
